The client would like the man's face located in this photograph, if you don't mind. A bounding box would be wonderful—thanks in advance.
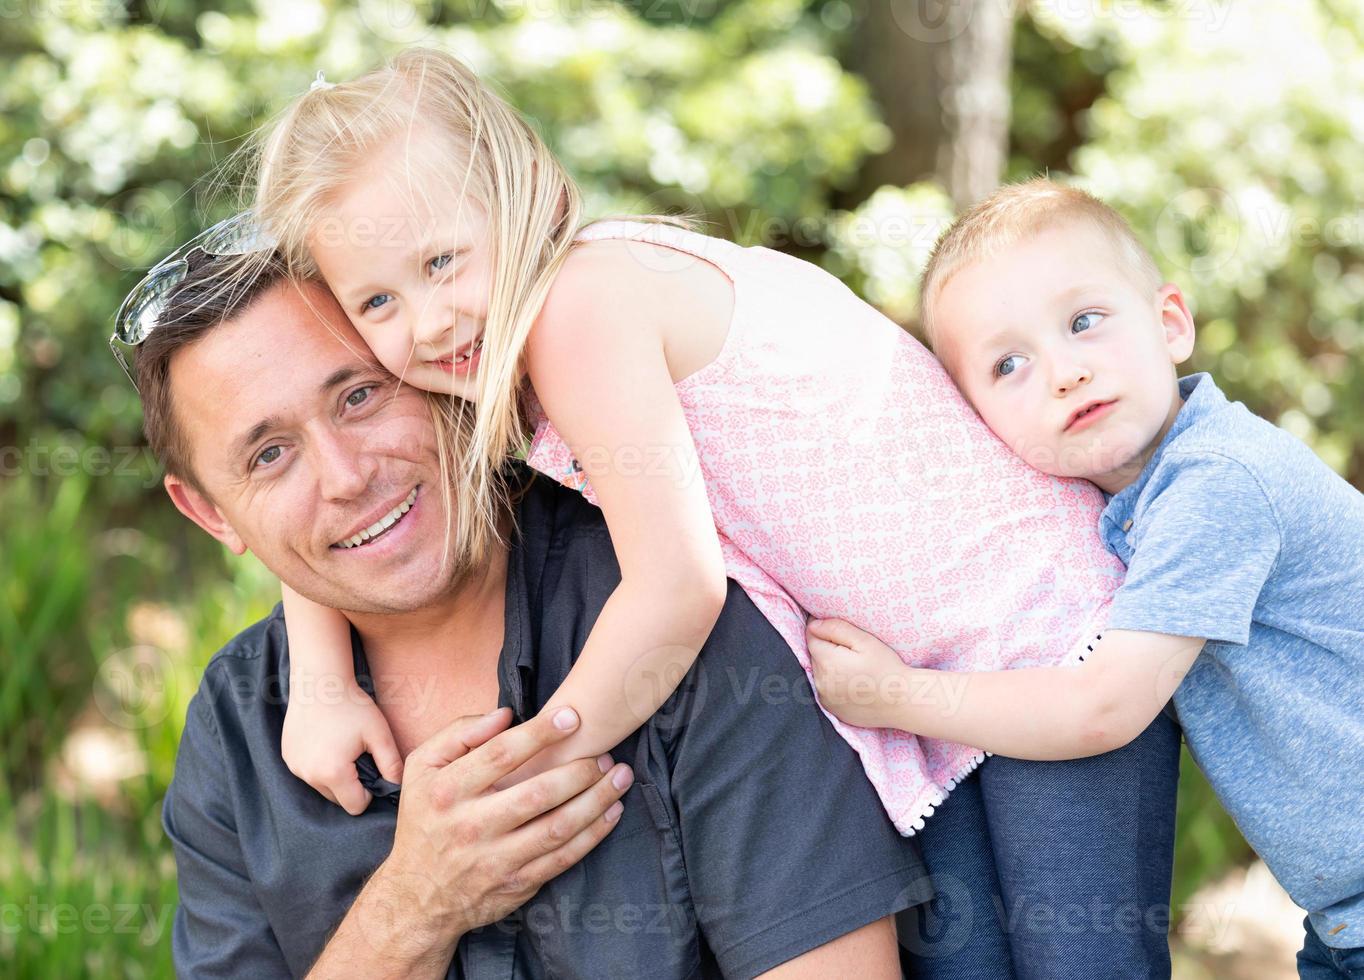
[933,221,1195,494]
[165,279,464,614]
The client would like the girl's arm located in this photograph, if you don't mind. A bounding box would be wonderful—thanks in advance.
[807,620,1204,760]
[516,242,729,775]
[280,581,405,811]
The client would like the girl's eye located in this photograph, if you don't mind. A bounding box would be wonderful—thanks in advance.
[362,294,391,312]
[345,385,374,409]
[429,252,454,273]
[255,445,282,469]
[1072,311,1101,333]
[994,354,1024,378]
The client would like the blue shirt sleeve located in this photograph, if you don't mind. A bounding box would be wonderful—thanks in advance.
[161,693,291,978]
[1106,451,1282,645]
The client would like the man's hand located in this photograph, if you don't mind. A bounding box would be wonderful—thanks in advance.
[807,618,913,730]
[306,705,634,979]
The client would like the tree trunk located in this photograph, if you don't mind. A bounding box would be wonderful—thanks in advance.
[845,0,1016,209]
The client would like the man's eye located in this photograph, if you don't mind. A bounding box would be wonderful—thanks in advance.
[345,385,374,409]
[994,354,1023,378]
[1072,312,1101,333]
[255,445,282,468]
[362,294,391,312]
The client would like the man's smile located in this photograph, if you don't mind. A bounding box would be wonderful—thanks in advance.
[332,485,420,550]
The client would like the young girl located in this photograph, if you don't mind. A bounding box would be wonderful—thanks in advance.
[254,49,1128,838]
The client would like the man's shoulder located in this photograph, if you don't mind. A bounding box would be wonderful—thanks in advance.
[515,465,612,542]
[186,603,289,735]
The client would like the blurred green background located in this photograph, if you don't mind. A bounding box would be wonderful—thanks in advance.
[3,0,1360,975]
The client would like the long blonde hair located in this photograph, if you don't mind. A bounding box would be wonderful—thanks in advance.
[251,47,698,575]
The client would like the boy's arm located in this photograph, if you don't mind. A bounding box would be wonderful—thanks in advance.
[814,450,1280,760]
[809,621,1203,760]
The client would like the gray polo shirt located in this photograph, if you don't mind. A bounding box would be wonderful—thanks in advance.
[161,465,932,978]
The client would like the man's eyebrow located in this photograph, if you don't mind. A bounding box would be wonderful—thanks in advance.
[232,415,283,461]
[319,366,364,395]
[230,368,370,461]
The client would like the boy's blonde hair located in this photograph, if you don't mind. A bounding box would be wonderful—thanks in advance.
[250,47,696,576]
[919,177,1162,353]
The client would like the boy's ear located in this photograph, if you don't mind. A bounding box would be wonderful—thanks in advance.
[1156,283,1196,365]
[164,474,247,556]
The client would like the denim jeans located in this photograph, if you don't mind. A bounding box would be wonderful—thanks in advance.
[1298,916,1364,979]
[901,710,1182,979]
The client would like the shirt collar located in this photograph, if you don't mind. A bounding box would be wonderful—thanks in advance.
[351,462,541,803]
[1100,372,1222,530]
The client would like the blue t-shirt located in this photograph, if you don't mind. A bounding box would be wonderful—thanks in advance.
[1099,372,1364,949]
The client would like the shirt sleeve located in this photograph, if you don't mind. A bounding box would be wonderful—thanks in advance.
[668,582,932,977]
[161,694,291,978]
[1106,451,1282,646]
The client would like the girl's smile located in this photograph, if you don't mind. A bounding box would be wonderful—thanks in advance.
[431,333,485,375]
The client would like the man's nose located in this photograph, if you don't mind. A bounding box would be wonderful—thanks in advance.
[313,426,377,502]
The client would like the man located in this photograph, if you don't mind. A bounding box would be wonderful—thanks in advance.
[143,250,939,978]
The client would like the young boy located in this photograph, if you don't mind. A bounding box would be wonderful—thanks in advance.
[808,178,1364,976]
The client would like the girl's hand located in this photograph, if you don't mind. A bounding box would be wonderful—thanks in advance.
[807,618,912,730]
[281,678,405,815]
[490,720,596,791]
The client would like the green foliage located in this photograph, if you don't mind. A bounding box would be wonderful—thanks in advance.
[5,0,1357,973]
[1044,0,1364,482]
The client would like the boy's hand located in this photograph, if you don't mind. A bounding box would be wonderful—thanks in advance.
[807,618,912,730]
[282,677,405,815]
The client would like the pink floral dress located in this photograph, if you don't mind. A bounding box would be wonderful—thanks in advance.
[524,219,1124,834]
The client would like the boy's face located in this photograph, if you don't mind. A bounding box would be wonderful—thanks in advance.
[933,220,1196,495]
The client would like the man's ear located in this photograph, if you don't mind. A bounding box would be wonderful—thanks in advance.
[1156,283,1196,365]
[164,474,247,555]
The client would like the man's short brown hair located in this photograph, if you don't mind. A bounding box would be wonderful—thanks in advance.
[134,250,289,495]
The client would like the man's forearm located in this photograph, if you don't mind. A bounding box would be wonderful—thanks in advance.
[306,860,461,980]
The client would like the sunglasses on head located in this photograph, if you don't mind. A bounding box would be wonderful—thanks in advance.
[109,210,276,389]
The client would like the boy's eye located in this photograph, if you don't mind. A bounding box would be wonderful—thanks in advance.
[995,354,1024,378]
[362,293,391,312]
[1072,312,1101,333]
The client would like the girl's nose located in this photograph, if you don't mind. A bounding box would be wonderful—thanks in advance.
[412,300,454,353]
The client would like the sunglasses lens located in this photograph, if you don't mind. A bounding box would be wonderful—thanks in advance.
[199,211,274,257]
[114,258,188,344]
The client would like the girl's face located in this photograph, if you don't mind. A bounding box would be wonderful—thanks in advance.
[309,132,495,403]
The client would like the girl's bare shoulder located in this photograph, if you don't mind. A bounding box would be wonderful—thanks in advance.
[537,236,733,383]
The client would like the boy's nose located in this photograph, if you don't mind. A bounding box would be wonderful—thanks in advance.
[1051,362,1092,394]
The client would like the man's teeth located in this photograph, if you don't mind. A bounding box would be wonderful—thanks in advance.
[338,487,417,549]
[454,337,485,364]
